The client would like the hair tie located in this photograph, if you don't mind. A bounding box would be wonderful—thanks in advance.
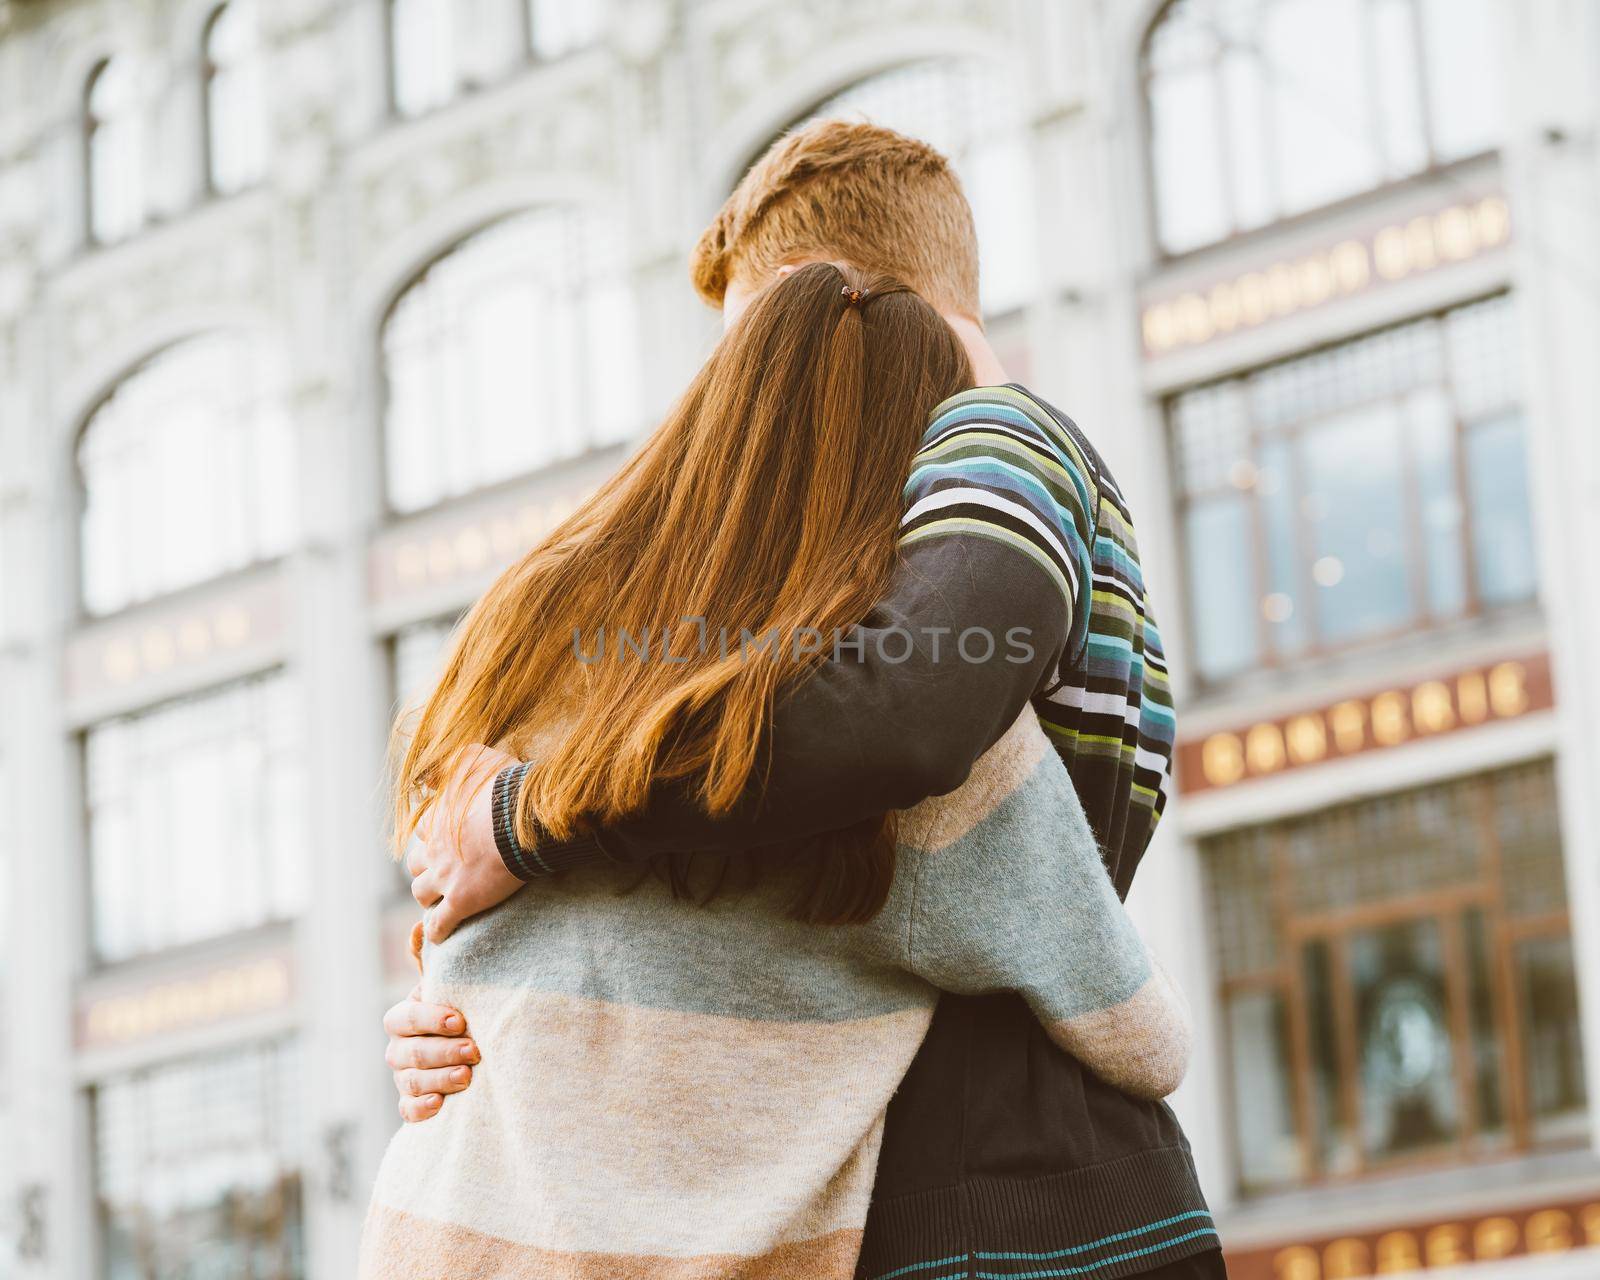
[841,286,866,307]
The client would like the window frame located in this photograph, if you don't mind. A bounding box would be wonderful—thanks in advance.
[1206,763,1584,1196]
[1138,0,1504,262]
[1167,294,1535,691]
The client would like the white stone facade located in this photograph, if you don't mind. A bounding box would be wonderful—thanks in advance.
[0,0,1598,1276]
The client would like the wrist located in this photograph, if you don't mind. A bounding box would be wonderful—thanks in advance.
[489,762,618,880]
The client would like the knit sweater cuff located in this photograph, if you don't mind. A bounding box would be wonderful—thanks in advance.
[489,762,612,881]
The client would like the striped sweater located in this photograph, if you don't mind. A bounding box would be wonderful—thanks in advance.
[359,708,1190,1279]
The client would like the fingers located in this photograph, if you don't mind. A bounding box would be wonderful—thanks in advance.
[394,1064,474,1098]
[384,1035,479,1072]
[399,1093,443,1123]
[411,867,443,908]
[427,898,465,944]
[383,998,466,1038]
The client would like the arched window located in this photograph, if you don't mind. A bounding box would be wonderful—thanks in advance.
[784,59,1036,319]
[84,57,144,245]
[527,0,605,61]
[202,0,267,195]
[381,206,639,513]
[388,0,458,118]
[78,334,295,615]
[1143,0,1506,256]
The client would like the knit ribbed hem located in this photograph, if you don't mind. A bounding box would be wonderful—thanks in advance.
[854,1145,1216,1280]
[490,762,614,881]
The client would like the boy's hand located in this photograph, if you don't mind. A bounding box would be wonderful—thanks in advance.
[384,986,478,1121]
[409,744,524,942]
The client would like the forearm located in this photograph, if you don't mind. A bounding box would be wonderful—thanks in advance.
[494,535,1068,879]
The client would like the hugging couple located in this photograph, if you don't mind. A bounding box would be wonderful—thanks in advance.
[359,120,1225,1280]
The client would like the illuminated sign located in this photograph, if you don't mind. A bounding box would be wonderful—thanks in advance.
[1176,653,1552,794]
[370,489,595,603]
[78,953,293,1049]
[1226,1192,1600,1278]
[1141,194,1511,357]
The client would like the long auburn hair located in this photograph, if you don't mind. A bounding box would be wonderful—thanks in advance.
[391,263,973,922]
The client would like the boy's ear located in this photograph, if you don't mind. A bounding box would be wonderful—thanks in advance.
[690,214,733,307]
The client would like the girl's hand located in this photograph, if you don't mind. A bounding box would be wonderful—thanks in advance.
[409,744,525,942]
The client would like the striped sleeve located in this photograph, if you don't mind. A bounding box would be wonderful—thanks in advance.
[901,386,1099,665]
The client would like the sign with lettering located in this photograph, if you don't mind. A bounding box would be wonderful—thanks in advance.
[1225,1193,1600,1278]
[77,952,293,1049]
[1140,192,1511,358]
[1176,653,1553,794]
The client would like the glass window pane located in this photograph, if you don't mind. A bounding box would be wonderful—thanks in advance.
[1263,0,1381,216]
[1463,909,1509,1146]
[1300,404,1414,645]
[97,1042,303,1278]
[382,206,638,512]
[1303,940,1357,1174]
[1465,412,1539,608]
[1257,436,1309,657]
[79,335,295,614]
[1351,918,1460,1161]
[528,0,605,59]
[1373,0,1429,175]
[87,58,145,244]
[1407,387,1467,619]
[1421,0,1506,160]
[1220,49,1273,230]
[1519,935,1588,1143]
[206,0,267,193]
[390,0,457,117]
[86,676,305,962]
[1183,494,1259,681]
[1226,991,1302,1188]
[1149,65,1231,254]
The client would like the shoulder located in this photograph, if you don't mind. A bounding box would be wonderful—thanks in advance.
[901,386,1100,574]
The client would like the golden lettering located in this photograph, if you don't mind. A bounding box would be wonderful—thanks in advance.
[1296,255,1333,307]
[1411,681,1456,735]
[1238,272,1271,325]
[1202,733,1246,786]
[1209,282,1241,332]
[1143,304,1178,352]
[1177,293,1213,344]
[1286,714,1329,765]
[1329,700,1367,753]
[1274,1245,1321,1280]
[1475,195,1511,246]
[1474,1216,1518,1259]
[1267,262,1300,314]
[1405,215,1438,272]
[1330,241,1371,293]
[1423,1224,1467,1266]
[1489,661,1530,717]
[1581,1202,1600,1245]
[1374,226,1410,279]
[1457,669,1489,724]
[1527,1209,1572,1252]
[1436,205,1475,260]
[1374,1230,1420,1273]
[1323,1237,1370,1278]
[1371,691,1410,746]
[1246,722,1288,774]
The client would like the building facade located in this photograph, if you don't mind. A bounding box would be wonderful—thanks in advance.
[0,0,1598,1276]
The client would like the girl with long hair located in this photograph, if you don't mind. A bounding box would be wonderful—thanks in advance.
[359,263,1190,1279]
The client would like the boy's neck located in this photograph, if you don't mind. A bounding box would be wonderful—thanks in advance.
[942,312,1009,387]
